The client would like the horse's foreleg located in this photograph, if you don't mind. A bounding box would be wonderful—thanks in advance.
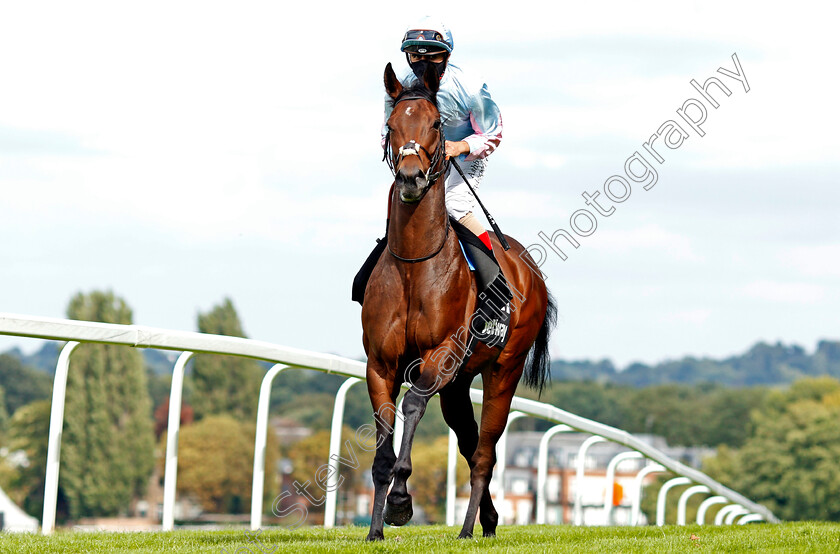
[366,368,399,541]
[383,375,435,526]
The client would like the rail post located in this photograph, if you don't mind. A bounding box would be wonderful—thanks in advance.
[446,429,458,526]
[677,485,710,525]
[603,451,643,525]
[630,463,666,526]
[715,504,742,525]
[725,506,749,525]
[162,351,194,531]
[656,476,691,526]
[324,377,362,528]
[697,495,728,525]
[250,363,289,530]
[41,341,80,535]
[495,411,527,523]
[574,435,606,526]
[535,424,572,524]
[393,396,406,457]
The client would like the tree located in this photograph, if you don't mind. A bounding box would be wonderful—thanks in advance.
[60,291,155,518]
[3,400,52,518]
[153,397,194,439]
[523,381,768,448]
[539,381,630,430]
[620,385,714,446]
[0,385,7,437]
[0,354,52,415]
[166,415,277,513]
[190,299,262,421]
[814,340,840,377]
[282,426,375,523]
[287,429,331,496]
[697,387,766,447]
[704,377,840,521]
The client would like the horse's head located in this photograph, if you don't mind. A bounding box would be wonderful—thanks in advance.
[384,62,446,204]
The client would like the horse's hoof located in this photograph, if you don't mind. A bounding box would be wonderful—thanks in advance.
[483,530,496,538]
[366,531,384,541]
[383,497,413,526]
[457,530,474,539]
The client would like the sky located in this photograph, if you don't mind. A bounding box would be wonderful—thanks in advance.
[1,1,837,369]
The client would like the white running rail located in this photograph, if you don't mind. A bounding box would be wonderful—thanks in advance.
[0,313,780,533]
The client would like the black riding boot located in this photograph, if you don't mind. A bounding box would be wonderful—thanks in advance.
[449,218,513,346]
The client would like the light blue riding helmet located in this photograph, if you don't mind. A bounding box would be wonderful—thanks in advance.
[400,17,454,54]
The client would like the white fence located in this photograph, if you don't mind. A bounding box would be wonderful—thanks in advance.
[0,313,780,534]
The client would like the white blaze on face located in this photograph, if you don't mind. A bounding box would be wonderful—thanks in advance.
[405,106,414,116]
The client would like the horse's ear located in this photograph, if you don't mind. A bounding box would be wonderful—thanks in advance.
[385,62,402,99]
[421,62,439,95]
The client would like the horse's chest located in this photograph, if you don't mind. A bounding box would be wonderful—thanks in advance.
[364,297,455,361]
[405,308,444,350]
[363,254,470,359]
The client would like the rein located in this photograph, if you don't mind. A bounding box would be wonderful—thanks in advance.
[384,93,451,263]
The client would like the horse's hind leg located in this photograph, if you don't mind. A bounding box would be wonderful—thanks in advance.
[439,377,478,467]
[456,368,521,539]
[440,377,499,537]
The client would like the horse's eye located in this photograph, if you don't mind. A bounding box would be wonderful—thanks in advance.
[433,120,441,129]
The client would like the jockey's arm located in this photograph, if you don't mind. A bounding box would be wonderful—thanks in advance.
[461,81,503,161]
[445,140,470,158]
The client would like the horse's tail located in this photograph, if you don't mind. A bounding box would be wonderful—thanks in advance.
[523,289,557,396]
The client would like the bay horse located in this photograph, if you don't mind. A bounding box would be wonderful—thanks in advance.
[362,62,556,540]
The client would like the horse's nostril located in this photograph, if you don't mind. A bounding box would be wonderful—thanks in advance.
[397,169,425,187]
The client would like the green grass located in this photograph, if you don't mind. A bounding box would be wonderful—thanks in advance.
[1,522,839,553]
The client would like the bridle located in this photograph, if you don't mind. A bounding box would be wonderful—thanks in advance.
[383,94,451,263]
[382,96,448,186]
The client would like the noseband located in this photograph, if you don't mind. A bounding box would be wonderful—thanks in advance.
[383,94,451,263]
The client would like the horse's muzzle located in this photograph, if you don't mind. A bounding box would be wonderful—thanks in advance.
[396,168,429,203]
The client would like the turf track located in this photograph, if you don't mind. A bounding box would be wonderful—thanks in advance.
[1,522,838,553]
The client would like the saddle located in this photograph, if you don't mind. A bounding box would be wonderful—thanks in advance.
[352,218,513,349]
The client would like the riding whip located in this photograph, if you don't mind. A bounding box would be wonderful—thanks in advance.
[450,160,511,251]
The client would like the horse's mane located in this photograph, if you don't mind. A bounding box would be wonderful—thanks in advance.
[388,81,438,109]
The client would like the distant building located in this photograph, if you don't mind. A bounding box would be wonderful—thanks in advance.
[270,417,313,446]
[483,432,712,525]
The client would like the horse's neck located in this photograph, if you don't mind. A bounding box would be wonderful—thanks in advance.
[388,184,449,262]
[387,182,473,326]
[384,181,476,346]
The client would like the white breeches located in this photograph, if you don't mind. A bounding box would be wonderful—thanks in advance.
[444,157,487,221]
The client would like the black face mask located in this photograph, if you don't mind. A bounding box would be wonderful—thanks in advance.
[410,59,447,81]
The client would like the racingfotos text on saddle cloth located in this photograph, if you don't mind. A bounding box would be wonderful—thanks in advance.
[520,53,750,277]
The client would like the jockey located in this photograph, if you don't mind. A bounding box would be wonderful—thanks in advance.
[386,17,504,262]
[354,17,512,340]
